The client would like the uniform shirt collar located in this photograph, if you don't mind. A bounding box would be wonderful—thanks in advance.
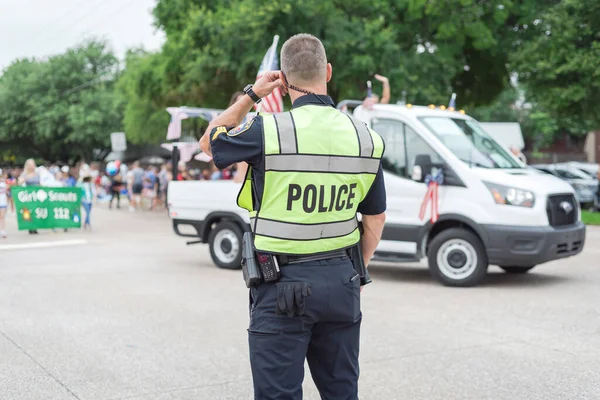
[291,94,335,109]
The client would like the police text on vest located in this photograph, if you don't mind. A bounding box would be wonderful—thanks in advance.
[286,184,357,213]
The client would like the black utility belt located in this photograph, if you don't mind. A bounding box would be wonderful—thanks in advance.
[242,231,371,288]
[277,249,349,266]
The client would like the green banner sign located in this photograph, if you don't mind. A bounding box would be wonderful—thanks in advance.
[12,186,82,230]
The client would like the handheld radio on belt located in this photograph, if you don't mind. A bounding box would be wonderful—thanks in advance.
[242,232,261,288]
[241,174,281,288]
[242,232,281,288]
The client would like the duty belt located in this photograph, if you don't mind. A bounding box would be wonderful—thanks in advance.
[277,249,349,266]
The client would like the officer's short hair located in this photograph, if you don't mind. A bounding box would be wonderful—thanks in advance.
[281,34,327,85]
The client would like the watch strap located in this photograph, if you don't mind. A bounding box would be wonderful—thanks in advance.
[244,85,261,104]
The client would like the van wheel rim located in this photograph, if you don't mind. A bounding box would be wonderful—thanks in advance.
[214,230,239,263]
[437,239,477,280]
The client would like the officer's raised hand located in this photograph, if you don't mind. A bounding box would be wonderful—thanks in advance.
[252,70,287,98]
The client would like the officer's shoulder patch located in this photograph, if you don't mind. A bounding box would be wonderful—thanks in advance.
[211,126,228,141]
[227,118,255,137]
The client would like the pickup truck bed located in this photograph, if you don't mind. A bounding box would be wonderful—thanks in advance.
[167,180,250,269]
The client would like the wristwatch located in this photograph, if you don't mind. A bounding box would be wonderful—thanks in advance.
[243,84,261,104]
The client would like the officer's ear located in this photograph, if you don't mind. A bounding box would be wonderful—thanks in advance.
[326,63,332,83]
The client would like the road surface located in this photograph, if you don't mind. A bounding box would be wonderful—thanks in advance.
[1,206,599,399]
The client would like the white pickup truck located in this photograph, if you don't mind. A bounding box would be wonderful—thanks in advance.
[167,102,585,287]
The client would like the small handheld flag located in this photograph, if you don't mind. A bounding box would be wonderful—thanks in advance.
[448,93,457,110]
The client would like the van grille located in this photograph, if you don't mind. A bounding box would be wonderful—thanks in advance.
[546,194,577,227]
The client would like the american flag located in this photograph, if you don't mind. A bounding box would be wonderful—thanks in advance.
[255,36,283,114]
[166,107,189,140]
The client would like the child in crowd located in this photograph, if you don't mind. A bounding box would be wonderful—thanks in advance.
[79,173,95,230]
[6,171,16,213]
[0,169,8,238]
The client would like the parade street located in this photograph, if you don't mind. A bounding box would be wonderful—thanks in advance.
[1,206,600,400]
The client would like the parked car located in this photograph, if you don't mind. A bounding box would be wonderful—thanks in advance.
[168,103,585,288]
[531,164,598,206]
[564,162,599,179]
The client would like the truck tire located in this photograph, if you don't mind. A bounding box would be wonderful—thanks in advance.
[209,221,243,270]
[500,266,535,274]
[427,228,488,287]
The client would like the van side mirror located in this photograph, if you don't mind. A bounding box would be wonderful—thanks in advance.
[413,154,432,182]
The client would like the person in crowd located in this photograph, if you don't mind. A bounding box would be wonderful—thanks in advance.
[130,161,145,210]
[176,161,192,181]
[125,164,134,210]
[209,163,222,180]
[90,162,100,194]
[64,167,78,187]
[201,169,211,180]
[19,159,41,234]
[157,164,171,209]
[78,172,95,230]
[0,168,8,238]
[109,170,124,210]
[221,165,233,180]
[363,74,390,109]
[6,169,16,213]
[142,166,159,210]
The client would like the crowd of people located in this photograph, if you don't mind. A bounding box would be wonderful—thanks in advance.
[0,158,239,238]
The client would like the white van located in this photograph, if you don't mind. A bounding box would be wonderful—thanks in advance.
[167,102,585,287]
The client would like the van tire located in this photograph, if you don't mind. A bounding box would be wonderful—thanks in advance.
[500,266,535,274]
[208,221,243,270]
[427,228,488,287]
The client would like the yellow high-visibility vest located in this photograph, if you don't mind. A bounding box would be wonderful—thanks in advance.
[237,105,384,255]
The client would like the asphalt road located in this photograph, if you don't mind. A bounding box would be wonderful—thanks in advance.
[1,205,599,400]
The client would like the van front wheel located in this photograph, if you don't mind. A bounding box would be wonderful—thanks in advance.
[427,228,488,287]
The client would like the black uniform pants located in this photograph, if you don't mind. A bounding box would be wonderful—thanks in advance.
[248,256,361,400]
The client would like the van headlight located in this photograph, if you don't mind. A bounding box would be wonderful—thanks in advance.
[484,182,535,207]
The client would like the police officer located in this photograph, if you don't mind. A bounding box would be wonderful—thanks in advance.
[200,33,386,400]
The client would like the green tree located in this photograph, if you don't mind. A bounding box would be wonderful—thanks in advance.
[512,0,600,134]
[471,86,561,148]
[0,40,123,162]
[117,50,171,145]
[122,0,542,128]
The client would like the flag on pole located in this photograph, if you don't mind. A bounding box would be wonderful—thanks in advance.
[166,107,189,140]
[255,35,283,113]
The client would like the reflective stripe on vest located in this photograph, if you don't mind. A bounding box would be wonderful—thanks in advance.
[265,154,380,174]
[237,105,384,255]
[347,114,374,157]
[273,113,297,153]
[254,217,358,240]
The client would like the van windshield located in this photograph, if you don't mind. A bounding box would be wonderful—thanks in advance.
[418,117,522,169]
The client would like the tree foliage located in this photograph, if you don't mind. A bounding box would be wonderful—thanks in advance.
[0,40,123,163]
[2,0,598,158]
[512,0,600,133]
[471,86,561,148]
[129,0,542,114]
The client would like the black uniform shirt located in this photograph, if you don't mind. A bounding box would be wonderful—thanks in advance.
[209,94,386,215]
